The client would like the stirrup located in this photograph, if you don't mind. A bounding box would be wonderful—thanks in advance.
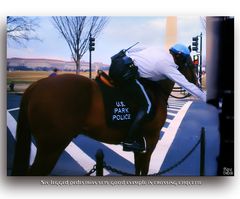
[122,137,146,153]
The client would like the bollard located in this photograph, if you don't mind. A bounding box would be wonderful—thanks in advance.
[200,127,205,176]
[95,149,104,176]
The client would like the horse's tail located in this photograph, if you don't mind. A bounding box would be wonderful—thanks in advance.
[12,93,31,176]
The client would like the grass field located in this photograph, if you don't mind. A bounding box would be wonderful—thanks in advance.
[7,71,98,83]
[7,71,98,92]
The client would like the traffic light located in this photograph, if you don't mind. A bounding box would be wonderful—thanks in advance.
[89,37,95,51]
[193,54,199,65]
[192,36,199,52]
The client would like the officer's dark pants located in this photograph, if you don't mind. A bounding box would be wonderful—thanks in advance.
[120,79,152,142]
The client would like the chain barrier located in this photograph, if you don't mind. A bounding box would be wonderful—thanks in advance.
[83,135,202,176]
[84,165,97,176]
[149,137,201,176]
[103,162,135,176]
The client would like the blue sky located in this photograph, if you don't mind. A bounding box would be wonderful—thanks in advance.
[7,16,206,65]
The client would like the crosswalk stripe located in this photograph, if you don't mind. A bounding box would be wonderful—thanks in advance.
[7,111,36,165]
[65,142,110,175]
[161,127,167,132]
[167,112,177,116]
[148,101,192,174]
[102,143,135,164]
[8,107,20,112]
[166,119,171,123]
[168,104,185,108]
[167,107,180,111]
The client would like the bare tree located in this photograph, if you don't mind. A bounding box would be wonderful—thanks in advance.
[7,16,40,47]
[52,16,109,74]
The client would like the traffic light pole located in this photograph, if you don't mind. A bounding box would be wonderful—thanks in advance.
[89,34,95,79]
[199,32,203,88]
[192,33,203,88]
[89,48,92,79]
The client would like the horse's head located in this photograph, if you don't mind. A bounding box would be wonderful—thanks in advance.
[177,55,198,86]
[150,55,198,104]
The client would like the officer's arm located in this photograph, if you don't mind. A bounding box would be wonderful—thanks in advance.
[164,66,206,102]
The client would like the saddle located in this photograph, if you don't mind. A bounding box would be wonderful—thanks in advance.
[95,70,154,129]
[96,70,115,88]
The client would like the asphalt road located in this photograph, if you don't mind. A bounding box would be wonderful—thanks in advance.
[7,93,220,176]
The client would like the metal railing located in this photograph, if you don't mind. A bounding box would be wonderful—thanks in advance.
[170,87,191,99]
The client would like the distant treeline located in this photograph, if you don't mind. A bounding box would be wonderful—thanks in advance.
[7,66,57,71]
[7,65,109,72]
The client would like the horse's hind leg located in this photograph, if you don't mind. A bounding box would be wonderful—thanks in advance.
[28,149,61,176]
[28,136,72,176]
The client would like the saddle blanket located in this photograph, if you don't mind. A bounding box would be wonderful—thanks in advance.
[95,76,138,128]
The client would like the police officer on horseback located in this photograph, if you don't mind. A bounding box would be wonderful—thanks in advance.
[109,43,206,153]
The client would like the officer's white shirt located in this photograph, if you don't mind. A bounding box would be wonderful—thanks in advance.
[127,46,206,102]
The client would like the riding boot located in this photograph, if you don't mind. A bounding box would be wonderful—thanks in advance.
[122,109,147,153]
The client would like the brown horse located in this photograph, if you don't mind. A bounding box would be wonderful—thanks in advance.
[12,59,197,176]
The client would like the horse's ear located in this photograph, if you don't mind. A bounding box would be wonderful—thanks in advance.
[188,45,192,53]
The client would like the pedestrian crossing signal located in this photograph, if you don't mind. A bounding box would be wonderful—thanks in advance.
[193,54,199,65]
